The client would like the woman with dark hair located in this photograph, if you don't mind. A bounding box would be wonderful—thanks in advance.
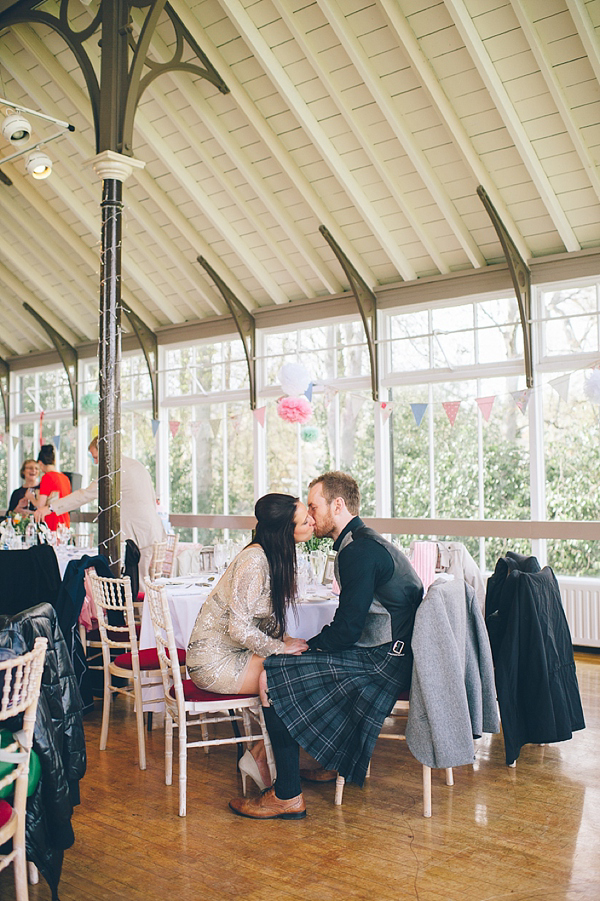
[31,444,71,532]
[7,458,39,514]
[187,493,314,790]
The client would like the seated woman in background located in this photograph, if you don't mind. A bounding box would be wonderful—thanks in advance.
[7,458,40,514]
[29,444,72,532]
[187,493,314,791]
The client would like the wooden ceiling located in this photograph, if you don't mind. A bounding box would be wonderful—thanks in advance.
[1,0,600,362]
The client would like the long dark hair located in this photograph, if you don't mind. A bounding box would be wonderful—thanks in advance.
[251,493,298,638]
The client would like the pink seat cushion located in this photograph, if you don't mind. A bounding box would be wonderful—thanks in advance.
[113,647,186,670]
[171,680,256,703]
[0,799,13,828]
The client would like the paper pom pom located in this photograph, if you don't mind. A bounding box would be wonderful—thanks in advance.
[277,396,313,424]
[584,369,600,404]
[301,425,319,442]
[278,362,311,397]
[81,392,99,413]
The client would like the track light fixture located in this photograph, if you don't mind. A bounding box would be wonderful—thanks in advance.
[25,150,52,179]
[0,96,75,185]
[1,112,31,145]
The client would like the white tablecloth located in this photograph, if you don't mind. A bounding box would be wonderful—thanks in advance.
[54,545,98,578]
[139,576,338,651]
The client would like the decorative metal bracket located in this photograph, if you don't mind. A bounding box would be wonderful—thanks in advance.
[319,225,379,401]
[0,0,229,155]
[197,257,256,410]
[0,356,9,427]
[123,306,159,420]
[477,186,533,388]
[23,303,79,425]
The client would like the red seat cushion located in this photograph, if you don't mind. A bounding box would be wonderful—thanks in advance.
[113,647,186,670]
[0,799,13,828]
[171,680,256,703]
[137,592,145,602]
[87,623,141,643]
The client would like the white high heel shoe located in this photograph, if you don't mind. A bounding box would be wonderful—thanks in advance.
[238,749,270,794]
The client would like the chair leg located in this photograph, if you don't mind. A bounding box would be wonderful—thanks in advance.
[99,667,111,752]
[28,862,39,885]
[179,721,187,818]
[14,838,27,901]
[334,774,345,806]
[257,705,277,784]
[165,714,173,786]
[445,767,454,786]
[147,712,153,732]
[423,765,432,818]
[131,672,147,771]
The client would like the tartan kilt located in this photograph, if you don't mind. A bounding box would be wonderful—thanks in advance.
[263,644,412,786]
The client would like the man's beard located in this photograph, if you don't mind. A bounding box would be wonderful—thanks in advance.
[314,512,335,538]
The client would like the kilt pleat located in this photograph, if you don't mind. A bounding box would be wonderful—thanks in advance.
[264,645,411,786]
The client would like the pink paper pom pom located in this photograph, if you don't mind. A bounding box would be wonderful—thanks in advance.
[277,395,313,424]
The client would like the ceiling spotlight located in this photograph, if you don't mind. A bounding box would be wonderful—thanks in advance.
[25,150,52,179]
[2,112,32,145]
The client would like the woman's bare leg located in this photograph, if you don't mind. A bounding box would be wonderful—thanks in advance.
[237,655,270,786]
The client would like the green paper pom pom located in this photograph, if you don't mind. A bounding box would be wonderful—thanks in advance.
[301,425,319,443]
[81,392,99,414]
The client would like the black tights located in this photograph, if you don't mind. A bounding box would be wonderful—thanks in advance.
[262,705,302,800]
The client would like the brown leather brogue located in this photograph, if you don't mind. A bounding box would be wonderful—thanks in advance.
[299,767,337,783]
[229,787,306,819]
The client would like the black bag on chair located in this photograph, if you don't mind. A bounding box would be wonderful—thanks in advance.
[122,539,140,600]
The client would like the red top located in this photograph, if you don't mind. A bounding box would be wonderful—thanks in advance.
[39,471,71,531]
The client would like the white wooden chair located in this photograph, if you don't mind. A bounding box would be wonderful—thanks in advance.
[162,533,179,578]
[149,540,167,581]
[88,571,175,771]
[144,580,274,816]
[333,691,453,817]
[0,637,47,901]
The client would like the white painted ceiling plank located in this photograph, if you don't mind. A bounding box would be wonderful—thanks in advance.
[146,78,316,299]
[378,0,530,262]
[216,0,416,281]
[509,0,600,204]
[137,13,343,296]
[271,0,450,275]
[565,0,600,91]
[0,234,83,342]
[170,0,375,287]
[135,108,288,304]
[318,0,486,270]
[444,0,580,252]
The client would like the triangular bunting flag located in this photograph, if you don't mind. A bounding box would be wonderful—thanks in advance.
[0,433,4,445]
[511,389,531,414]
[53,434,61,452]
[549,374,570,404]
[253,406,266,427]
[152,419,160,438]
[12,436,18,451]
[304,382,313,402]
[442,400,461,426]
[410,403,428,427]
[169,420,181,439]
[190,421,203,438]
[323,387,338,409]
[350,394,365,416]
[24,438,33,453]
[209,419,221,438]
[380,401,394,424]
[476,396,495,422]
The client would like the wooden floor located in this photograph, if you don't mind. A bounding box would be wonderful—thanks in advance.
[2,653,600,901]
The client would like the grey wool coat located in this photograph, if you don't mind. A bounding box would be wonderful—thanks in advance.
[405,577,499,769]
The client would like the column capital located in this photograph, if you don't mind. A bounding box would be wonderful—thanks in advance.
[89,150,145,182]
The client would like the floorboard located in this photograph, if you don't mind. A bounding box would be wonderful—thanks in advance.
[1,654,599,900]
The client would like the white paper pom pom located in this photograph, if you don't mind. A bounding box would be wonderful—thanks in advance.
[278,362,311,397]
[584,369,600,404]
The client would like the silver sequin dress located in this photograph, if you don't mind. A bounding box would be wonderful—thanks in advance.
[186,545,286,693]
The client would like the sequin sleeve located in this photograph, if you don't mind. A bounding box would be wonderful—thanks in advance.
[228,549,286,657]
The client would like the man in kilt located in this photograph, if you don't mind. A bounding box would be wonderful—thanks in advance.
[229,471,423,820]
